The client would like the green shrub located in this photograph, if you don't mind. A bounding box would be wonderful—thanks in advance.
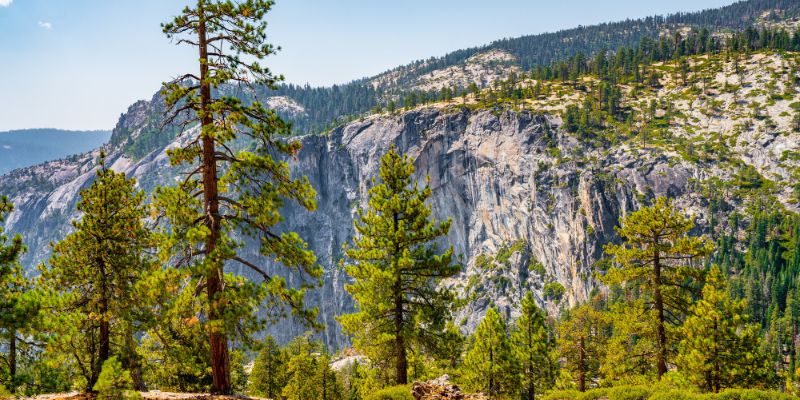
[543,388,609,400]
[545,386,794,400]
[93,356,142,400]
[365,385,414,400]
[529,259,546,276]
[0,385,11,400]
[543,281,566,301]
[715,388,796,400]
[542,389,584,400]
[606,385,650,400]
[648,389,706,400]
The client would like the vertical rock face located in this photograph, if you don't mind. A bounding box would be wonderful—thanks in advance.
[273,106,699,342]
[0,105,702,348]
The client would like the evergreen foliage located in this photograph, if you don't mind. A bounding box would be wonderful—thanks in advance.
[158,0,321,393]
[0,196,37,392]
[93,356,142,400]
[281,334,342,400]
[339,146,461,385]
[556,297,607,392]
[39,156,154,391]
[11,1,800,397]
[677,266,774,392]
[461,307,515,397]
[511,292,557,400]
[248,335,285,398]
[604,197,714,379]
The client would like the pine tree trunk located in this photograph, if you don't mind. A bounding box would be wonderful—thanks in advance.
[527,320,535,400]
[98,316,110,378]
[489,346,495,396]
[394,284,408,385]
[713,319,720,393]
[527,381,534,400]
[322,365,328,400]
[9,332,16,386]
[198,2,231,394]
[654,246,668,379]
[93,256,110,391]
[578,335,586,392]
[393,212,408,385]
[126,325,147,391]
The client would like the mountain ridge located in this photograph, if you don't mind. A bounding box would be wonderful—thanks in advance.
[87,0,789,147]
[0,128,111,176]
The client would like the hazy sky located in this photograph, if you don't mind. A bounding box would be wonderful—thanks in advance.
[0,0,737,131]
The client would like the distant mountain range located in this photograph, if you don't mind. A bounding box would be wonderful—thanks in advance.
[0,129,111,175]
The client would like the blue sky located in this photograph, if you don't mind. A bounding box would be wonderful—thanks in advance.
[0,0,737,131]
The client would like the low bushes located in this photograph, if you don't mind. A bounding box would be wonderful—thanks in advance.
[543,386,792,400]
[365,385,414,400]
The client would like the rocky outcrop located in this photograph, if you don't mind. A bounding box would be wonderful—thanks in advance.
[411,374,488,400]
[411,375,487,400]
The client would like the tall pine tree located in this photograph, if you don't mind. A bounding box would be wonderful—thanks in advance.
[40,157,155,391]
[677,266,774,392]
[281,334,342,400]
[603,197,713,379]
[0,196,37,391]
[338,146,460,385]
[461,307,515,397]
[511,292,556,400]
[248,335,285,398]
[159,0,320,393]
[556,298,607,391]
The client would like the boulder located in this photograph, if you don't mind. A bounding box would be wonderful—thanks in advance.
[411,375,487,400]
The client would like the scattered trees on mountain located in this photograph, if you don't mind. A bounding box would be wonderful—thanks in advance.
[5,149,799,398]
[159,0,320,393]
[339,146,461,385]
[7,0,800,396]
